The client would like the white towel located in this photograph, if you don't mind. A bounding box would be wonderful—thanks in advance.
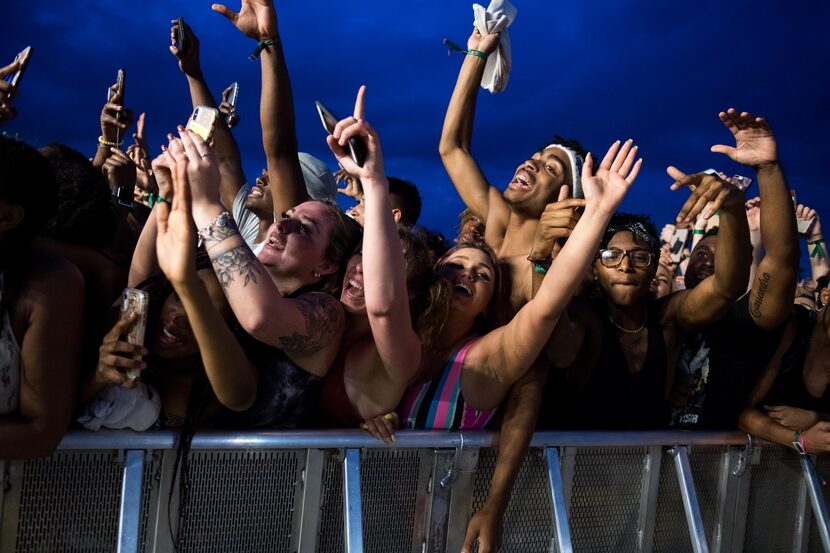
[77,382,161,431]
[473,0,517,93]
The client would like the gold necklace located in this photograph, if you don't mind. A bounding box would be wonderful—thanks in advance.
[608,310,647,334]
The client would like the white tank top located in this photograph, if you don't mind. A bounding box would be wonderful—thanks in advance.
[0,274,21,415]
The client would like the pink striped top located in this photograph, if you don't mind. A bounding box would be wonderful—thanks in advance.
[398,338,496,431]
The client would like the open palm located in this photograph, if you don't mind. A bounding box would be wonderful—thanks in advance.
[711,108,777,167]
[156,150,197,287]
[212,0,277,41]
[582,139,641,214]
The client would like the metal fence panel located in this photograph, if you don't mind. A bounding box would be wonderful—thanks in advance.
[808,455,830,553]
[360,449,431,553]
[743,446,805,553]
[566,446,647,553]
[5,451,122,552]
[169,449,304,553]
[317,450,345,553]
[471,448,556,553]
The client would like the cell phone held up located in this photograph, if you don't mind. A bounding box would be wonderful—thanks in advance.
[315,100,367,167]
[176,17,187,53]
[4,46,32,91]
[119,288,149,382]
[225,82,239,127]
[669,228,690,264]
[186,105,219,143]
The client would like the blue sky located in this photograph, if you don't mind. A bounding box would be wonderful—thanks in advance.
[5,1,829,273]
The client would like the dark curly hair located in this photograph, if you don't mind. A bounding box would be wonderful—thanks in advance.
[388,177,422,226]
[40,143,117,246]
[601,212,660,257]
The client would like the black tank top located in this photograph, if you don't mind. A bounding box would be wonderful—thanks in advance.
[571,300,669,429]
[763,307,830,413]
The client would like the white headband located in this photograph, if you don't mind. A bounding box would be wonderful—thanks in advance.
[544,144,584,196]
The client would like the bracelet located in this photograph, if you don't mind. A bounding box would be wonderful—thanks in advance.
[442,39,489,60]
[147,193,168,208]
[197,211,234,248]
[527,255,552,275]
[793,430,807,455]
[249,38,275,61]
[98,135,123,148]
[693,229,705,235]
[808,238,826,260]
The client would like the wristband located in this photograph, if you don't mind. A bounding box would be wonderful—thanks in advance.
[147,193,168,208]
[197,211,233,248]
[808,238,826,260]
[249,38,275,61]
[693,229,705,235]
[98,135,123,148]
[527,255,552,275]
[793,430,806,455]
[443,39,489,60]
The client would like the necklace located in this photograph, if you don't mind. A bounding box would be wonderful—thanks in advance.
[608,310,647,334]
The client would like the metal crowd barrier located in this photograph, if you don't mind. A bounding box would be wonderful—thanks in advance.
[1,430,829,552]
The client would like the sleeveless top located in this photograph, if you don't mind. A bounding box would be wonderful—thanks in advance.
[568,300,669,429]
[763,306,830,412]
[399,338,496,431]
[0,274,21,415]
[219,328,322,429]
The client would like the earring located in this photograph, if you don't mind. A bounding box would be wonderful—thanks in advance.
[314,271,321,279]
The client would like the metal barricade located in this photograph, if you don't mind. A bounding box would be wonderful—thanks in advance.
[1,430,828,553]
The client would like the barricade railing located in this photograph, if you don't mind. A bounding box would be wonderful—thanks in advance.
[1,430,828,553]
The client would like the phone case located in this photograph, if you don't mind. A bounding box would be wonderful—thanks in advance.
[119,288,149,381]
[187,106,219,142]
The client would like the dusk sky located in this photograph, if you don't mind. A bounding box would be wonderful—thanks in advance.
[5,1,829,274]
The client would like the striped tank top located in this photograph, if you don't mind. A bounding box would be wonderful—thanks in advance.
[399,338,496,430]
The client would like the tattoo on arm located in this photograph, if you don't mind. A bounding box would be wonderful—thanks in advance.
[201,213,240,249]
[750,271,772,318]
[278,293,344,357]
[210,244,265,289]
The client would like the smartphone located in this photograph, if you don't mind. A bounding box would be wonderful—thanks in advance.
[669,228,690,263]
[113,186,134,208]
[176,17,186,52]
[119,288,149,381]
[186,105,220,142]
[225,81,239,127]
[315,100,366,167]
[730,174,752,192]
[4,46,32,90]
[798,217,816,236]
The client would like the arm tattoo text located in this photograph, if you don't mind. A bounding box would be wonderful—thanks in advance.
[750,271,771,318]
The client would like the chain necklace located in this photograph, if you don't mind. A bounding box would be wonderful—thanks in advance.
[608,310,647,334]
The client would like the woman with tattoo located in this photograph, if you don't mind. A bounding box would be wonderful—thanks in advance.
[359,134,643,440]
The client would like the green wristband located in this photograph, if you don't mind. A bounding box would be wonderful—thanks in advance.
[466,49,488,60]
[249,38,275,61]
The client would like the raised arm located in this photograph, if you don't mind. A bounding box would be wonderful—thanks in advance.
[438,28,506,224]
[465,140,641,409]
[155,142,256,411]
[796,204,829,282]
[328,86,421,381]
[665,169,751,328]
[176,129,344,365]
[213,0,307,216]
[711,109,798,329]
[170,19,247,209]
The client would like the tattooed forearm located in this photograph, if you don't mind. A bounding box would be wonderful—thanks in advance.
[210,244,265,289]
[750,271,771,318]
[278,293,344,357]
[200,212,240,249]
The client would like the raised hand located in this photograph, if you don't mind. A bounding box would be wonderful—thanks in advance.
[467,26,501,56]
[746,196,761,233]
[668,167,743,224]
[156,137,198,287]
[530,185,585,258]
[170,19,202,76]
[796,203,821,239]
[581,139,642,215]
[100,83,134,145]
[335,165,363,199]
[95,314,148,389]
[128,113,157,192]
[0,58,21,123]
[212,0,278,41]
[102,147,137,190]
[327,85,386,182]
[171,128,222,210]
[710,108,778,168]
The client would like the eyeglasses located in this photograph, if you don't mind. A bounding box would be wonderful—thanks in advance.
[598,248,654,269]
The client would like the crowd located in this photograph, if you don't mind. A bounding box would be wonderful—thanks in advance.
[1,1,829,551]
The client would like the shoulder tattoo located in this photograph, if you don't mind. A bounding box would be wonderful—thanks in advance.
[278,293,344,357]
